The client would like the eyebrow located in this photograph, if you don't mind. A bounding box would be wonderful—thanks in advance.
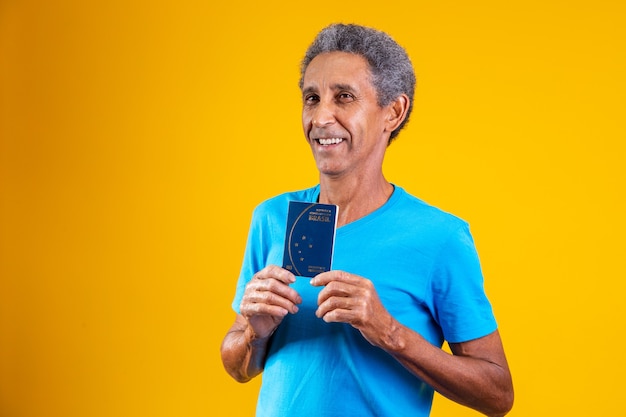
[302,86,317,96]
[332,83,357,93]
[302,83,358,96]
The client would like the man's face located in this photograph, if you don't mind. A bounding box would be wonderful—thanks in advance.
[301,51,393,178]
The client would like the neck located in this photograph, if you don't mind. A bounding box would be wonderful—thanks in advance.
[318,173,393,227]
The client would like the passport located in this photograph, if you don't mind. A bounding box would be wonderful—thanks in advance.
[282,201,338,277]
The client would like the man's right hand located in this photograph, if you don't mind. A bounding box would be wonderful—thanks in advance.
[239,265,302,339]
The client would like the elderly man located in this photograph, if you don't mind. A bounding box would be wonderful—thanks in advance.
[221,23,513,417]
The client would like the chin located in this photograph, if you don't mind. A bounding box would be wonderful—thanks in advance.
[317,167,345,178]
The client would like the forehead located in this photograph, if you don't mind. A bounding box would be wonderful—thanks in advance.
[302,51,373,90]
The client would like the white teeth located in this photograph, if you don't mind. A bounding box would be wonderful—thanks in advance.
[318,138,343,145]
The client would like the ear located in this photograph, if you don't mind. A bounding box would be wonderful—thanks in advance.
[384,94,410,133]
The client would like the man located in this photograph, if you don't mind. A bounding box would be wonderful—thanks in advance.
[221,23,513,417]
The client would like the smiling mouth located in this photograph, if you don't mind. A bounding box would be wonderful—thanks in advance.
[316,138,344,146]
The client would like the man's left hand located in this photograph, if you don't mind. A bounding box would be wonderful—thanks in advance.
[311,270,397,348]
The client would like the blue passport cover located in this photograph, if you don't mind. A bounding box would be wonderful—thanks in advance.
[282,201,338,277]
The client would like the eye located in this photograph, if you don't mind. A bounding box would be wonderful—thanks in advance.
[337,92,355,102]
[304,94,319,105]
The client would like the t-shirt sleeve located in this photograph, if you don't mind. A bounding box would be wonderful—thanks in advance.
[429,222,497,343]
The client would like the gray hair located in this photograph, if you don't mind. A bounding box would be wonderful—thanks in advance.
[299,23,416,143]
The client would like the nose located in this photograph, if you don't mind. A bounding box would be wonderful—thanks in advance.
[311,100,335,128]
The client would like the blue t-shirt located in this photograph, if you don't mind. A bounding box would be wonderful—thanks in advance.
[232,185,497,417]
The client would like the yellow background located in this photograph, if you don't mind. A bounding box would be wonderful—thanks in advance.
[1,0,624,416]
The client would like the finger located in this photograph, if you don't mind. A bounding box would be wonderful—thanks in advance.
[247,276,302,306]
[316,295,372,328]
[316,288,363,314]
[316,280,354,305]
[254,265,296,284]
[243,277,302,316]
[240,297,291,318]
[315,294,345,319]
[244,285,301,313]
[310,270,337,286]
[318,307,353,323]
[310,270,354,286]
